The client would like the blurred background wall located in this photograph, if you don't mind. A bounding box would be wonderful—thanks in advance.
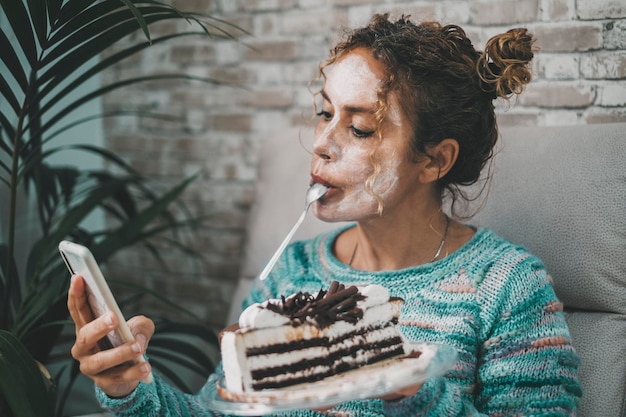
[102,0,626,328]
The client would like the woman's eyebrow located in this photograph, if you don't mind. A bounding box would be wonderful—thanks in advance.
[320,89,376,114]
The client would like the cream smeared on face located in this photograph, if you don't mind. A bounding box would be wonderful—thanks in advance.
[311,49,410,222]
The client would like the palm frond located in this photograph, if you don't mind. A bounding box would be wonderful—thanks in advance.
[0,330,54,416]
[0,1,242,414]
[0,0,38,67]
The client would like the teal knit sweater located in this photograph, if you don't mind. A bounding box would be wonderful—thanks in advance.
[97,226,582,416]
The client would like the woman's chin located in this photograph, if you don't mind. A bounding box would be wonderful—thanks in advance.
[312,206,344,223]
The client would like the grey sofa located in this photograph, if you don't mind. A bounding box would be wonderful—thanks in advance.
[230,122,626,417]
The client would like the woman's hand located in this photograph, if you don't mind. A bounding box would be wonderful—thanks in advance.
[67,274,154,398]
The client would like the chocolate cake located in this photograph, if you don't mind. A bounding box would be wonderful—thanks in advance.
[220,281,407,392]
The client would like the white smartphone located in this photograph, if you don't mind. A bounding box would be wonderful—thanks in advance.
[59,240,152,381]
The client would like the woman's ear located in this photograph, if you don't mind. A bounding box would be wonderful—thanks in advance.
[418,138,460,183]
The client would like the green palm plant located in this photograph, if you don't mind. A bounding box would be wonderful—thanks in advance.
[0,1,245,415]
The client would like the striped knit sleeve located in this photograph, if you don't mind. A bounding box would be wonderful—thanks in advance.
[474,253,581,415]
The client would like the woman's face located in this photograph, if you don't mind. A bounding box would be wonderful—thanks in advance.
[310,47,421,223]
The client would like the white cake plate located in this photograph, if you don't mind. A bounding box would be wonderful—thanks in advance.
[204,343,457,416]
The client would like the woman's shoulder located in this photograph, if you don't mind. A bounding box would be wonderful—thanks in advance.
[466,226,545,265]
[467,227,554,300]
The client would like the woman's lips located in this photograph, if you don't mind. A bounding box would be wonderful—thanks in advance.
[310,174,338,200]
[310,174,335,188]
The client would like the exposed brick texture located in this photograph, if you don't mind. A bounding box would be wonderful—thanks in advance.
[103,0,626,327]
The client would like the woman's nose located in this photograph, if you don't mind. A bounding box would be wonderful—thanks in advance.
[313,127,339,162]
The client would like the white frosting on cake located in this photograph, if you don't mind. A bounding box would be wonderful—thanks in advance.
[358,284,390,308]
[238,300,290,329]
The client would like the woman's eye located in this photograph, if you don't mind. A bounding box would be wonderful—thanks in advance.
[351,126,375,138]
[316,110,332,120]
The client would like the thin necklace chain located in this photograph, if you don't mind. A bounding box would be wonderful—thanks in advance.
[348,240,359,266]
[429,214,450,263]
[348,215,450,267]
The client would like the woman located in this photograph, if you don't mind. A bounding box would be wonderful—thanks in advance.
[68,13,582,416]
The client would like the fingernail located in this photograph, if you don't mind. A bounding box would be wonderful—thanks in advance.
[141,362,151,374]
[104,312,114,326]
[132,342,142,354]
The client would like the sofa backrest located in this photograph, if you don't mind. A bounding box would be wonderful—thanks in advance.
[472,122,626,417]
[231,122,626,417]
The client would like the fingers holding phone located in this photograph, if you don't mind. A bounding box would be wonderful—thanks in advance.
[61,240,155,396]
[68,274,154,397]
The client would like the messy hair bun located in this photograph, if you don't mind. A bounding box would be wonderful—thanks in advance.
[478,28,536,99]
[320,14,536,217]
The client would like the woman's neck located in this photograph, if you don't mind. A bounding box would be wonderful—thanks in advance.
[336,207,444,269]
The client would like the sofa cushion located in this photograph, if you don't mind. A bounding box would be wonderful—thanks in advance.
[472,123,626,315]
[565,311,626,417]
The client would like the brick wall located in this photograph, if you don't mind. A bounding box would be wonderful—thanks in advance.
[103,0,626,327]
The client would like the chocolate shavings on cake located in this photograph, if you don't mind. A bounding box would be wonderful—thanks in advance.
[266,281,366,327]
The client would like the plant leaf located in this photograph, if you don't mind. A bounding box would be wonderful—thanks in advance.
[0,111,17,147]
[26,0,49,49]
[46,0,63,28]
[0,0,38,67]
[0,73,21,119]
[118,0,151,41]
[54,359,81,416]
[49,0,126,45]
[22,182,122,285]
[0,160,11,181]
[0,330,54,416]
[41,7,173,72]
[0,244,20,331]
[0,0,236,408]
[0,27,29,93]
[38,31,207,112]
[92,175,197,260]
[13,274,68,340]
[53,0,100,29]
